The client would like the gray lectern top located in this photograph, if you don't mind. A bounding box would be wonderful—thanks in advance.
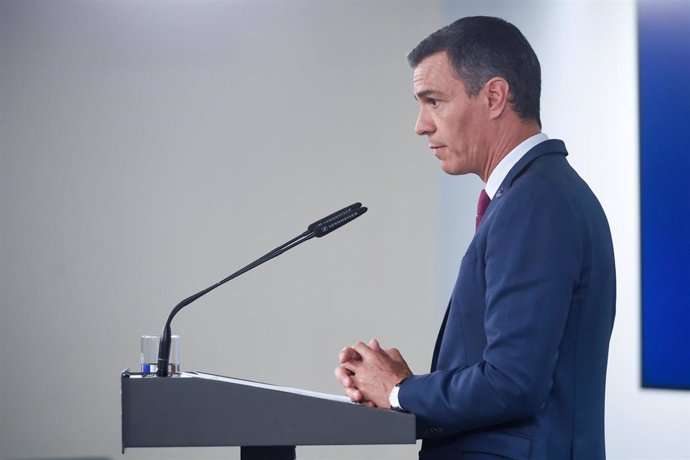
[121,370,416,456]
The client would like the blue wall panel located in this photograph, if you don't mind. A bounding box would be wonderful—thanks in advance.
[640,0,690,389]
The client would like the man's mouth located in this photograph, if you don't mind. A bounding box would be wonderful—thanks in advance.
[430,145,446,157]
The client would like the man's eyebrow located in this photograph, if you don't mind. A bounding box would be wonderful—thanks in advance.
[414,89,442,101]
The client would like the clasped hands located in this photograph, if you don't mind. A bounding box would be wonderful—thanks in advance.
[334,338,413,409]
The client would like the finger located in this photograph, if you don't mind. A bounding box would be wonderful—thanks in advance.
[340,360,359,374]
[372,339,395,357]
[334,365,354,378]
[369,338,382,352]
[352,341,373,358]
[334,366,354,387]
[360,400,376,408]
[342,373,354,388]
[339,347,361,364]
[346,386,363,402]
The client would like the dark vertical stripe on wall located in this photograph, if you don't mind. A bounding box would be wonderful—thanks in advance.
[639,0,690,389]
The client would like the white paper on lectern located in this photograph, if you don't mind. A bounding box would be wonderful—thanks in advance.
[184,372,354,403]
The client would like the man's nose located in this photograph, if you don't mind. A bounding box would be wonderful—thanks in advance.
[415,108,435,136]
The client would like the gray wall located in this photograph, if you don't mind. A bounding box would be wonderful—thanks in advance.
[1,1,438,459]
[2,1,689,460]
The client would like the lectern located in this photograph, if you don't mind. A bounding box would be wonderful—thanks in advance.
[121,370,416,459]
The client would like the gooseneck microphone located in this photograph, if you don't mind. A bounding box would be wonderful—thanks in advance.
[155,202,367,377]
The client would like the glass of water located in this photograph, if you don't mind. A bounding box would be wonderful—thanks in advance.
[141,334,181,374]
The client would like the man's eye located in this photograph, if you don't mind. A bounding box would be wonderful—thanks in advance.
[428,98,439,107]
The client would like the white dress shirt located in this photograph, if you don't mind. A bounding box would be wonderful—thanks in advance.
[485,132,549,199]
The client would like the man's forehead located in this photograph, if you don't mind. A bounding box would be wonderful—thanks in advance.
[413,51,461,94]
[413,52,450,79]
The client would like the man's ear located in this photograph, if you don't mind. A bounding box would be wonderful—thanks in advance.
[484,77,510,120]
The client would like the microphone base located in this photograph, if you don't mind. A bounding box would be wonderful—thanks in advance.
[240,446,296,460]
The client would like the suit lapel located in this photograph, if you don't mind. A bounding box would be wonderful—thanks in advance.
[431,298,452,371]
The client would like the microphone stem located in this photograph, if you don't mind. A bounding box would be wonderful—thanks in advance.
[156,229,315,376]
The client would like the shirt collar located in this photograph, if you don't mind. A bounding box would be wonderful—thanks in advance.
[485,132,549,199]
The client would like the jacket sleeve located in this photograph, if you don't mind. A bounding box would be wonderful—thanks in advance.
[399,176,583,435]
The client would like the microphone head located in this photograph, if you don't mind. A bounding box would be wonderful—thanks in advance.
[308,202,362,233]
[313,206,367,238]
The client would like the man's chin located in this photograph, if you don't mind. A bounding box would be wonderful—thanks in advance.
[440,162,468,176]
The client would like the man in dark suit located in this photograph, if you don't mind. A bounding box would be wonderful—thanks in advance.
[335,16,616,459]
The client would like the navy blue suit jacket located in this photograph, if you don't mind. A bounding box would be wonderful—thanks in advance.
[399,140,616,459]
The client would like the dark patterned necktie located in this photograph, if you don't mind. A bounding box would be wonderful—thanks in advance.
[476,189,491,231]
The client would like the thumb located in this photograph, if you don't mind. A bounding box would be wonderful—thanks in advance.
[386,347,405,362]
